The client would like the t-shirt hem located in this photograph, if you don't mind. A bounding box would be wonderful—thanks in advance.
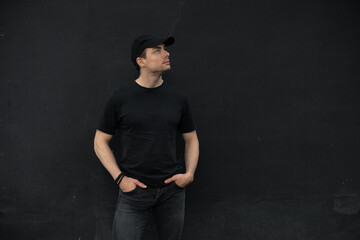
[96,128,115,136]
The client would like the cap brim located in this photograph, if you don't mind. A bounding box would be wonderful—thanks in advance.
[162,35,175,46]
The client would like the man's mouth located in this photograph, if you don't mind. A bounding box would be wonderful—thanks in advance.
[163,60,170,64]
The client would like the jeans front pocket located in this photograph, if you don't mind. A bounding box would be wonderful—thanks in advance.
[173,181,185,189]
[120,185,139,195]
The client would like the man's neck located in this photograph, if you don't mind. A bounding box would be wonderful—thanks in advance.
[136,71,164,88]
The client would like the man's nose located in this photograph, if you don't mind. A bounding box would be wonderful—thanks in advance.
[163,50,170,58]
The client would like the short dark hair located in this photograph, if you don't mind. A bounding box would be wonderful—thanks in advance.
[139,49,147,59]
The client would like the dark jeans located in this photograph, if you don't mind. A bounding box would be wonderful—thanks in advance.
[112,181,186,240]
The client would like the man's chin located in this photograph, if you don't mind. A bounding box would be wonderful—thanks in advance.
[163,65,171,71]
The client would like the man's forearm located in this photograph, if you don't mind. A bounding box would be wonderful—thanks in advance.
[184,139,199,178]
[94,142,121,180]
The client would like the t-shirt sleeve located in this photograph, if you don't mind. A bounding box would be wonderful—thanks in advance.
[177,97,197,133]
[96,93,119,135]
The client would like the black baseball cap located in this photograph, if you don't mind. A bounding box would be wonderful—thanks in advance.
[131,34,175,70]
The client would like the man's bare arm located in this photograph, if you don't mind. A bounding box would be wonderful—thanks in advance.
[164,130,199,187]
[182,130,199,180]
[93,130,121,180]
[93,130,147,190]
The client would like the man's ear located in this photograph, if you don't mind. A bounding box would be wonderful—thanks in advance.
[136,57,145,68]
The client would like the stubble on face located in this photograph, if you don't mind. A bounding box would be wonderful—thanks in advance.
[144,44,171,72]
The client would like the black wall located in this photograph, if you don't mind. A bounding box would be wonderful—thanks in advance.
[1,0,360,239]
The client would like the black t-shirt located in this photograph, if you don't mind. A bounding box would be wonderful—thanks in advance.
[96,80,197,187]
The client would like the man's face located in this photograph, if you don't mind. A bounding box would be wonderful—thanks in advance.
[138,44,171,73]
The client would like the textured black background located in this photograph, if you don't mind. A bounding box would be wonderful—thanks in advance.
[1,0,360,239]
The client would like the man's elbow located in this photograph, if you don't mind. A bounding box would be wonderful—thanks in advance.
[93,138,99,153]
[93,136,102,155]
[93,130,111,154]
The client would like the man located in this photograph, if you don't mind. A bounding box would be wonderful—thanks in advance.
[93,34,199,240]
